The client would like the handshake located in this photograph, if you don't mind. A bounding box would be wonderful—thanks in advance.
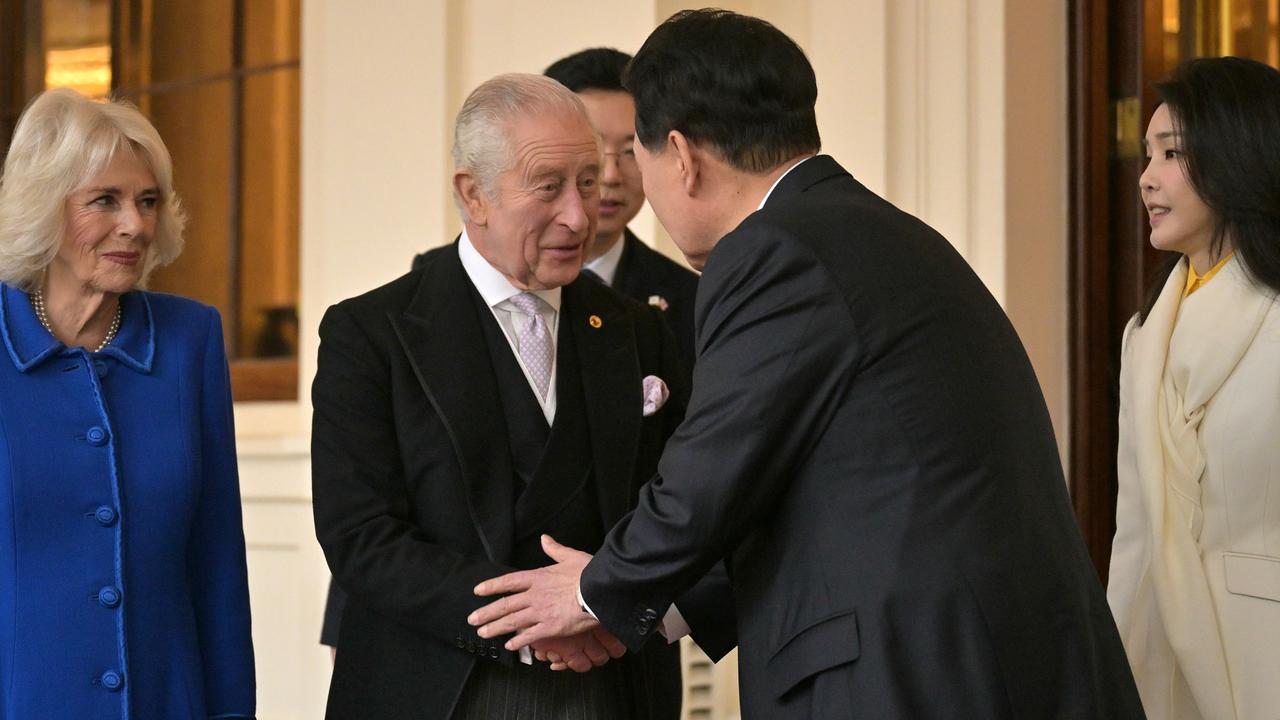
[525,625,625,673]
[468,535,627,673]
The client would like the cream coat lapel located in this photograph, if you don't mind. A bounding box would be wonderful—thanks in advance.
[1113,257,1238,719]
[1160,258,1272,541]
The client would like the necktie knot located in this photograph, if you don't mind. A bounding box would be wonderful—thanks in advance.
[508,292,544,317]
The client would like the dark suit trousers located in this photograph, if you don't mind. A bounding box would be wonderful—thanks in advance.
[452,660,635,720]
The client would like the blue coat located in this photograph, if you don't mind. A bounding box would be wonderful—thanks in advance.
[0,285,255,719]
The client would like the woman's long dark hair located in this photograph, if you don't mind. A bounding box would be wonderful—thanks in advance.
[1138,56,1280,324]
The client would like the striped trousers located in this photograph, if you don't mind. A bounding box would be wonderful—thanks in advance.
[451,658,636,720]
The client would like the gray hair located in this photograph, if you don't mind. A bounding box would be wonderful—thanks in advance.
[0,88,186,291]
[452,73,594,215]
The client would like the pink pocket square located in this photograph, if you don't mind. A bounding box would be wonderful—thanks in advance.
[642,375,670,417]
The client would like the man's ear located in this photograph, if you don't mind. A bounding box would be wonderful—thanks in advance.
[667,130,700,196]
[454,171,490,225]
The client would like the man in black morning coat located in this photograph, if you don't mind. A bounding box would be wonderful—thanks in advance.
[469,10,1147,720]
[312,73,715,720]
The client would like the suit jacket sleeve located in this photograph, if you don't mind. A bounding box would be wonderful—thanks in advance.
[312,302,516,657]
[188,307,257,717]
[581,225,858,651]
[634,300,739,660]
[319,579,347,647]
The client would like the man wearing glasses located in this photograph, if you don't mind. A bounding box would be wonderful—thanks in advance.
[545,48,699,374]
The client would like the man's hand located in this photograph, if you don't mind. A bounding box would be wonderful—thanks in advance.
[531,626,626,672]
[469,535,596,652]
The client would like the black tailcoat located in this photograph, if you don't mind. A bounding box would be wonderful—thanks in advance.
[313,243,690,719]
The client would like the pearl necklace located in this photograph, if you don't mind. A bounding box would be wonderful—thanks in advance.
[31,289,122,352]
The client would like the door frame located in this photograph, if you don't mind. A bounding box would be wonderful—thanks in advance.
[1067,0,1173,582]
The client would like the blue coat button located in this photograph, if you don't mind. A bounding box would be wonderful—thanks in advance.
[94,506,117,526]
[86,427,109,446]
[100,670,123,691]
[97,586,121,608]
[94,361,109,378]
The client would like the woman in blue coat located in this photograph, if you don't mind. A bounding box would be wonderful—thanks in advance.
[0,88,255,718]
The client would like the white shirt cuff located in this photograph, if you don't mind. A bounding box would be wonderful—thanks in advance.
[519,646,532,665]
[577,585,599,619]
[657,605,691,644]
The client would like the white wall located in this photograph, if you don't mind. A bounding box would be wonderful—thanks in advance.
[237,1,1070,717]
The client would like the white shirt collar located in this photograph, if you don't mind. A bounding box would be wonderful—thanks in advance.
[458,228,561,312]
[583,232,627,286]
[757,155,818,210]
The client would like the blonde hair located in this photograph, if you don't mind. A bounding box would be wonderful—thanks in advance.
[452,73,595,216]
[0,88,186,291]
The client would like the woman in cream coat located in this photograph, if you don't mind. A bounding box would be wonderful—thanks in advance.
[1109,56,1280,720]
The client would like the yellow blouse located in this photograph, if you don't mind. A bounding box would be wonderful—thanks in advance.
[1184,252,1235,297]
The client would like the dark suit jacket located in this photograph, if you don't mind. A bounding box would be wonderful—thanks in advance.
[312,243,689,719]
[580,156,1146,719]
[611,230,699,374]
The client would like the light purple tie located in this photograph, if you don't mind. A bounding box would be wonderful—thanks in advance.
[508,292,553,400]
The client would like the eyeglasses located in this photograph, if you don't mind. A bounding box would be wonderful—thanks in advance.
[603,148,640,176]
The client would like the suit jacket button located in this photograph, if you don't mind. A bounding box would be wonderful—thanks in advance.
[86,426,109,446]
[94,506,117,526]
[467,641,477,654]
[642,609,658,621]
[455,634,465,649]
[100,670,124,691]
[97,586,121,608]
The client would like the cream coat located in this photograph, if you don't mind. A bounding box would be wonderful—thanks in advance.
[1109,256,1280,720]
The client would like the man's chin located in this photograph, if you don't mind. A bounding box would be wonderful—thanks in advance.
[670,237,709,271]
[586,231,625,261]
[529,263,584,290]
[595,220,629,242]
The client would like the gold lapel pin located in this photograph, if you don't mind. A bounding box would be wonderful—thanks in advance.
[588,315,603,329]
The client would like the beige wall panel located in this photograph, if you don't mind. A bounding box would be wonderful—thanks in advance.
[298,0,450,413]
[1003,0,1069,456]
[967,0,1007,304]
[887,0,984,271]
[447,0,654,94]
[238,443,327,719]
[807,0,889,197]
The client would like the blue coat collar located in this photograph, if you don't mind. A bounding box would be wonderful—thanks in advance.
[1,283,155,373]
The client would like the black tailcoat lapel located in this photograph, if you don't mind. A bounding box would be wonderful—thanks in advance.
[390,246,515,564]
[563,280,643,526]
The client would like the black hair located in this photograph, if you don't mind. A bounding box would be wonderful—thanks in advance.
[1138,56,1280,323]
[544,48,632,94]
[623,8,821,173]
